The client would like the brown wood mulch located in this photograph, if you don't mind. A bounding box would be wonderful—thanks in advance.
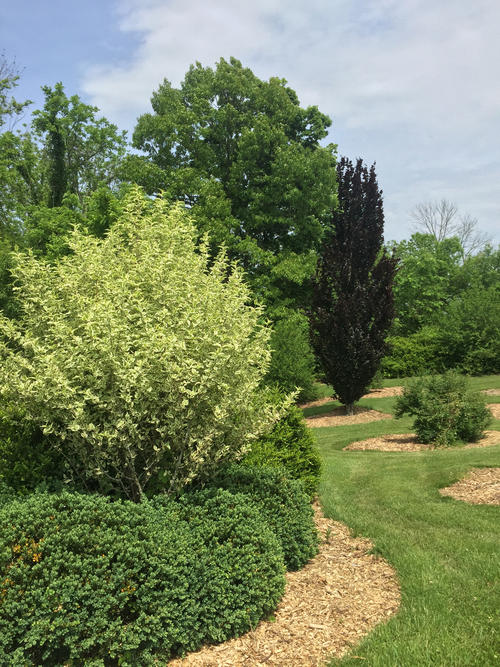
[299,386,403,410]
[482,388,500,396]
[169,502,400,667]
[344,430,500,452]
[439,467,500,505]
[487,403,500,419]
[305,406,393,429]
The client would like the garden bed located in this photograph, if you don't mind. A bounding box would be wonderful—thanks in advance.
[169,502,400,666]
[305,406,393,428]
[439,467,500,505]
[344,430,500,452]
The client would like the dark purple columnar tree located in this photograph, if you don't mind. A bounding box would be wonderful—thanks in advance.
[310,157,398,415]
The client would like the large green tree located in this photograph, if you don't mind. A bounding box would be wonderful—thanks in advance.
[125,57,337,312]
[32,82,127,209]
[310,157,397,414]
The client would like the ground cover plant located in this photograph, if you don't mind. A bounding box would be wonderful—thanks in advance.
[310,374,500,666]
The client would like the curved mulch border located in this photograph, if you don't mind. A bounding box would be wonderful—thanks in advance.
[299,386,403,410]
[169,502,400,666]
[344,430,500,452]
[440,468,500,505]
[482,389,500,396]
[305,406,393,429]
[488,403,500,419]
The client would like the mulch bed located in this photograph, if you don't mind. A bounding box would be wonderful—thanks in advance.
[300,386,403,410]
[487,403,500,419]
[440,468,500,505]
[482,389,500,396]
[305,406,393,428]
[169,502,400,666]
[344,430,500,452]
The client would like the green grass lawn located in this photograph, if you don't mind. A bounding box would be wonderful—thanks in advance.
[310,375,500,666]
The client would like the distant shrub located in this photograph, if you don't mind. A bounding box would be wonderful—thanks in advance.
[381,327,447,377]
[207,464,318,571]
[0,490,285,664]
[245,404,321,498]
[395,372,491,446]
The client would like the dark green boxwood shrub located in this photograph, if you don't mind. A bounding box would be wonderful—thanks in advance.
[245,405,321,498]
[395,371,491,446]
[0,490,285,665]
[206,463,318,571]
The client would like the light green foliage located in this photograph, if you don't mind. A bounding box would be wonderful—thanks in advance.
[395,371,491,446]
[245,404,321,498]
[0,490,285,664]
[390,233,463,335]
[127,57,337,311]
[384,243,500,376]
[265,310,317,402]
[0,187,286,500]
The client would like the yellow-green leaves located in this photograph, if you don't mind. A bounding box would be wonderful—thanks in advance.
[0,186,285,500]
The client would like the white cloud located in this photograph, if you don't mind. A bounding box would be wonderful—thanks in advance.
[82,0,500,242]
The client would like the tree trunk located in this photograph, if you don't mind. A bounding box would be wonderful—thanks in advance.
[345,402,355,416]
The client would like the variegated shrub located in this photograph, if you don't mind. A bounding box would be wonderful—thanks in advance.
[0,187,286,500]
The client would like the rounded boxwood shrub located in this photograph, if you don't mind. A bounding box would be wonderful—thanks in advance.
[395,371,492,446]
[206,463,318,571]
[0,490,285,665]
[245,404,321,498]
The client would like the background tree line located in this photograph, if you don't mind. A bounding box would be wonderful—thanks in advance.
[1,54,498,404]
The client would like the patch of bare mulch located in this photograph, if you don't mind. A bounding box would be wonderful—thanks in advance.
[482,388,500,396]
[363,386,403,399]
[305,406,393,428]
[440,467,500,505]
[344,430,500,452]
[169,502,400,667]
[299,386,403,410]
[487,403,500,419]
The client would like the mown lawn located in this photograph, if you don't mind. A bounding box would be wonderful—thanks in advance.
[310,375,500,666]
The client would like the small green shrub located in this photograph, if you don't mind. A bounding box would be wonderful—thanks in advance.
[0,490,285,665]
[245,404,321,498]
[395,372,491,446]
[265,311,318,402]
[206,464,318,571]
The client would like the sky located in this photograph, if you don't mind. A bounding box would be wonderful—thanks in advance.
[2,0,499,244]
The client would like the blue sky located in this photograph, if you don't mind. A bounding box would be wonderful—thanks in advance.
[2,0,499,244]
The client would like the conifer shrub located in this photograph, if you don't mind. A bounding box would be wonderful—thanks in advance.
[395,371,491,446]
[245,404,321,498]
[0,490,285,665]
[206,464,318,571]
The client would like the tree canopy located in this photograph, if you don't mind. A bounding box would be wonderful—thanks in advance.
[125,57,337,311]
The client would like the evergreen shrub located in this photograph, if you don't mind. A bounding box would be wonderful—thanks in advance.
[245,404,321,498]
[0,490,285,665]
[395,372,491,446]
[207,464,318,570]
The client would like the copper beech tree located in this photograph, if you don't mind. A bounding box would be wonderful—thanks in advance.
[310,157,397,415]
